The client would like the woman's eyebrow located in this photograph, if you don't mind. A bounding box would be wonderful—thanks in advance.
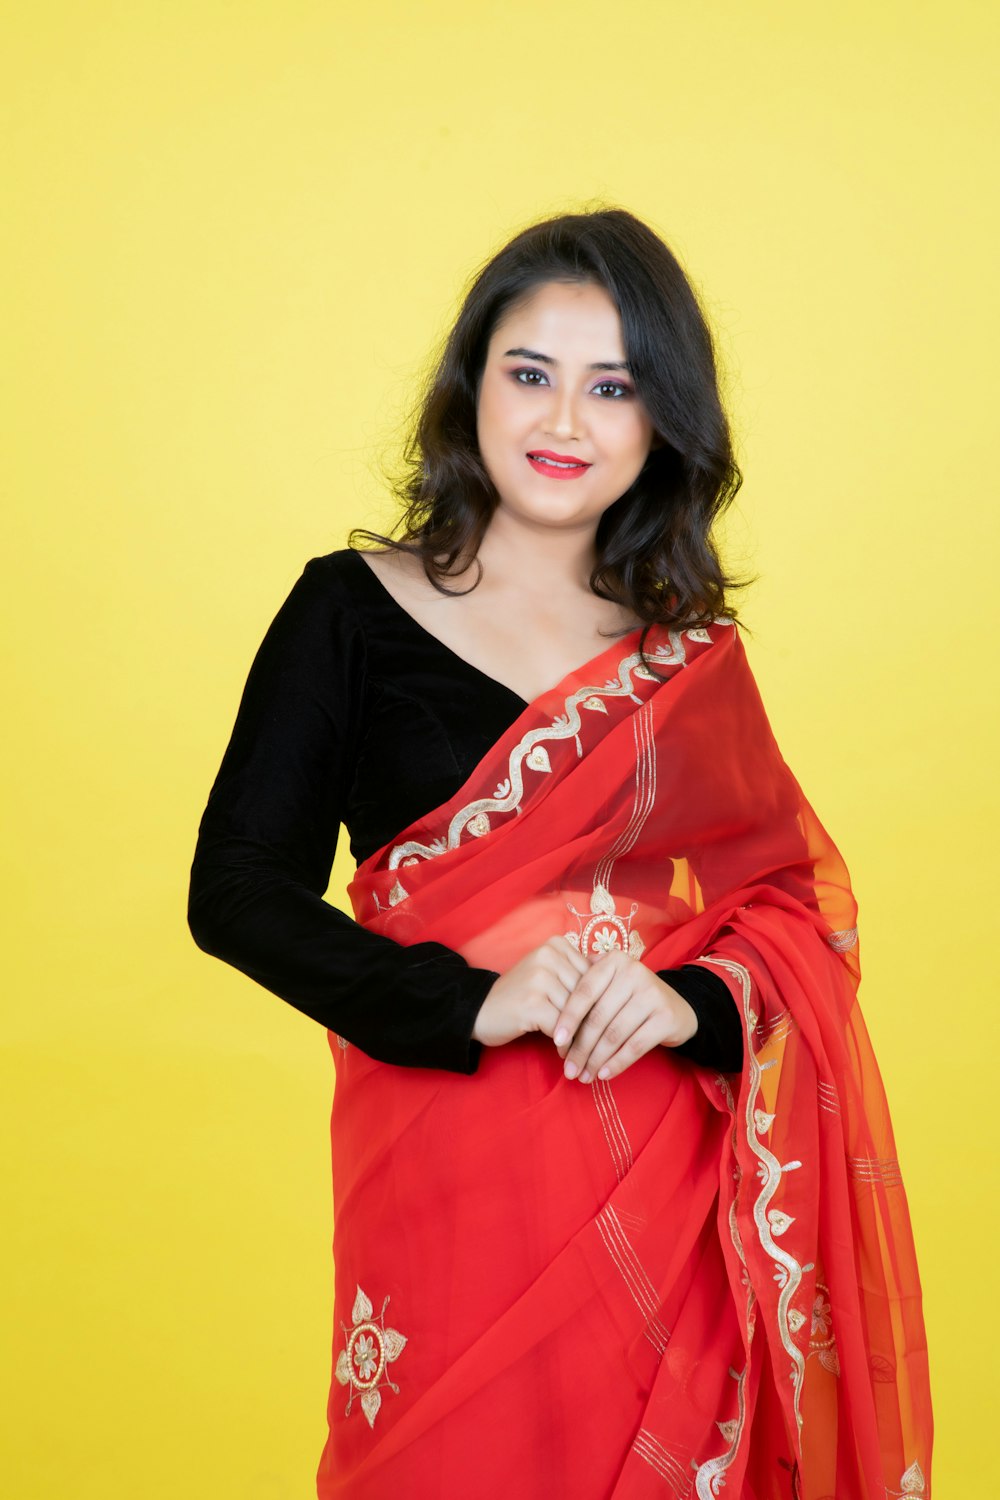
[502,346,632,373]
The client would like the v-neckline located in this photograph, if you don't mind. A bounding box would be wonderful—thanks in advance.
[347,548,642,713]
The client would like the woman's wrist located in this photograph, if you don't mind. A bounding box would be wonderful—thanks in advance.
[658,977,699,1047]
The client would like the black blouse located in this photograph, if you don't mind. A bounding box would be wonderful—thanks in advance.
[186,548,743,1074]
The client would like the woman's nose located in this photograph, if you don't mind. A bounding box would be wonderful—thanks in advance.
[544,384,584,440]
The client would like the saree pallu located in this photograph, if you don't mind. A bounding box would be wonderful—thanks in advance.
[315,616,932,1499]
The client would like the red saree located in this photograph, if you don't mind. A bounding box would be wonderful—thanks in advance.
[315,615,932,1499]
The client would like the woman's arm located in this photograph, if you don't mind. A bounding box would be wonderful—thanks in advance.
[658,964,744,1072]
[187,555,500,1074]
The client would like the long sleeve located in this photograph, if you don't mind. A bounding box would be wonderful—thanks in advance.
[658,964,744,1072]
[187,555,499,1074]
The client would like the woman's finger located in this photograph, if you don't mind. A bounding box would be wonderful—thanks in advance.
[548,954,589,996]
[551,948,620,1056]
[549,934,590,979]
[552,957,616,1054]
[570,994,652,1081]
[583,1012,667,1083]
[541,994,566,1038]
[560,975,632,1078]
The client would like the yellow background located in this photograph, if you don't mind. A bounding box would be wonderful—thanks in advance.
[4,3,995,1494]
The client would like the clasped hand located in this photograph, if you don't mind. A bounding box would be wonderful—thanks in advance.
[472,934,698,1084]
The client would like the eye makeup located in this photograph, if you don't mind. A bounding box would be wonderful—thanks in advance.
[509,367,633,399]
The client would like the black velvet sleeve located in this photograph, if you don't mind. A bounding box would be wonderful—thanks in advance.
[659,964,744,1072]
[186,555,500,1074]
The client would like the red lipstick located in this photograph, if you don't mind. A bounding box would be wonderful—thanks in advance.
[526,449,592,480]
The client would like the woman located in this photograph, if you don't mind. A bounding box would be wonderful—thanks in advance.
[188,208,932,1498]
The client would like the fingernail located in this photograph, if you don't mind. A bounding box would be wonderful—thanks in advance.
[555,1027,568,1047]
[580,1070,591,1084]
[597,1066,610,1080]
[564,1061,578,1079]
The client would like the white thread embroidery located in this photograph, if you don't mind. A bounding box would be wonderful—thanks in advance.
[334,1285,407,1428]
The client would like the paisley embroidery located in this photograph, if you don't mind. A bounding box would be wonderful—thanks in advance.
[888,1460,927,1497]
[334,1284,407,1428]
[827,926,859,952]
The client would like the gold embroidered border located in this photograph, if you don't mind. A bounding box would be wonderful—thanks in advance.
[383,627,724,878]
[694,1364,749,1499]
[703,956,806,1429]
[692,954,809,1493]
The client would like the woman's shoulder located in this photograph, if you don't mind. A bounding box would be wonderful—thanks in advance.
[262,549,378,646]
[290,546,436,646]
[289,545,390,604]
[315,544,455,613]
[302,545,369,578]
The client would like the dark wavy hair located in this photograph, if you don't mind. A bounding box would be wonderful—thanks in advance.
[349,205,753,664]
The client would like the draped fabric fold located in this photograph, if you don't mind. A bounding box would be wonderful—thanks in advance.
[315,616,932,1499]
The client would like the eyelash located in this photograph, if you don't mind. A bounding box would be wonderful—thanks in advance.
[510,367,632,400]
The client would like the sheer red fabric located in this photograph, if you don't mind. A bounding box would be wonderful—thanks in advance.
[315,616,932,1499]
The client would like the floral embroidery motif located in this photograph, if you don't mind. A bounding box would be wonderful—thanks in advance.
[806,1281,840,1375]
[810,1291,831,1337]
[335,1284,407,1428]
[564,882,644,960]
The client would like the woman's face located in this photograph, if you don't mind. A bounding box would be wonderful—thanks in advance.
[475,279,661,533]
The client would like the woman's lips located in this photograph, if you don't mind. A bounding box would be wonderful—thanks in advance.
[526,453,592,481]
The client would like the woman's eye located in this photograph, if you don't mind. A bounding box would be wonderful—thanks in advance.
[511,368,631,399]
